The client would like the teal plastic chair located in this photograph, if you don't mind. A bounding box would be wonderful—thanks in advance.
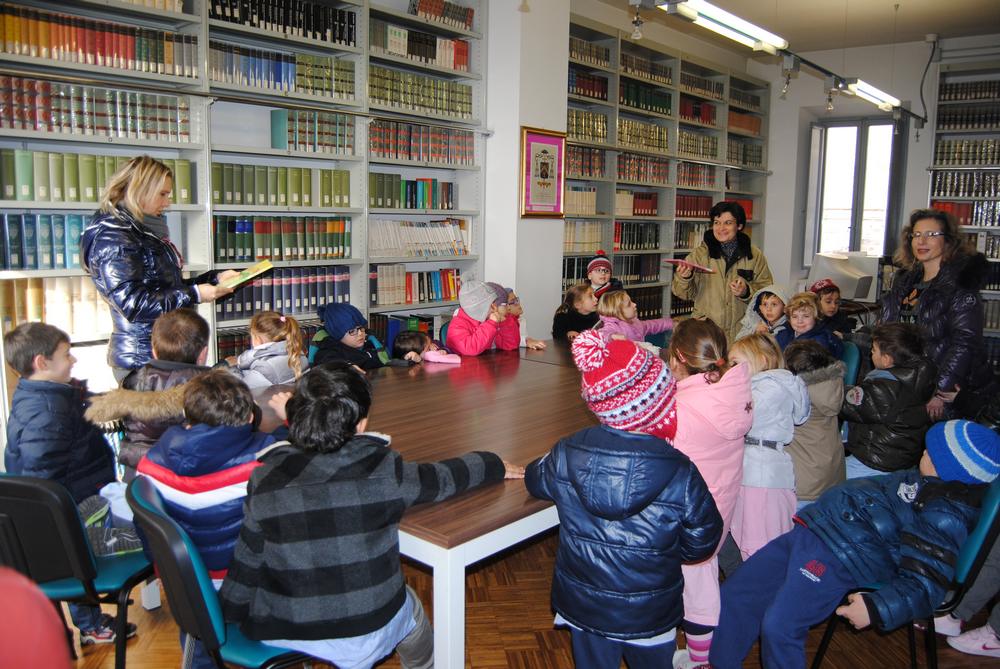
[126,478,309,669]
[840,340,861,386]
[644,330,670,349]
[440,320,450,345]
[811,475,1000,669]
[0,475,153,669]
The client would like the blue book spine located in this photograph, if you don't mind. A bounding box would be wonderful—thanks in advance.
[65,214,83,269]
[37,214,53,269]
[51,214,66,268]
[21,213,38,269]
[5,214,23,270]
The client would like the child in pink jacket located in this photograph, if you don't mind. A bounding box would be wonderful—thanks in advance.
[667,318,754,669]
[597,290,673,342]
[446,280,520,356]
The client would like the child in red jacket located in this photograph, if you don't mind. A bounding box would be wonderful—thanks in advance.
[446,280,520,355]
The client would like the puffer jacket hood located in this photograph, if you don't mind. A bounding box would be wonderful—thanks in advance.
[233,340,308,389]
[148,423,272,477]
[841,357,938,472]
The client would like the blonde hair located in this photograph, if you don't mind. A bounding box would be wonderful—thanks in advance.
[729,333,784,375]
[99,155,172,221]
[597,290,632,321]
[250,311,305,379]
[667,318,730,384]
[785,292,819,319]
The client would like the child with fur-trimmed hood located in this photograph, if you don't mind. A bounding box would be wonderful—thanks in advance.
[735,284,790,341]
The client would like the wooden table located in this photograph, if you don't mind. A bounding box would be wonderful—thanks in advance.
[256,346,595,668]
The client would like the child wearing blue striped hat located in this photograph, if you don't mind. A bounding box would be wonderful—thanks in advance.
[710,419,1000,669]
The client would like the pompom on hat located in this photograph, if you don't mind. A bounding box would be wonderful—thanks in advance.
[587,250,613,274]
[571,330,677,441]
[925,420,1000,484]
[808,278,840,294]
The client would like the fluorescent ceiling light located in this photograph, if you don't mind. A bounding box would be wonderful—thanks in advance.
[846,78,901,111]
[661,0,788,53]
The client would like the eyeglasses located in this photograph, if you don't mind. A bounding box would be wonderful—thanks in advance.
[908,231,946,240]
[590,268,611,275]
[347,326,367,336]
[507,297,520,306]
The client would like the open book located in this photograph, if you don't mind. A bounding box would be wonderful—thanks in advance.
[220,259,274,289]
[662,258,715,273]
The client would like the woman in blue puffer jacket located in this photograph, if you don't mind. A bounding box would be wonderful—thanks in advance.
[82,156,237,380]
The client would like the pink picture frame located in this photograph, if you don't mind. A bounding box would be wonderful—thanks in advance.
[519,126,566,217]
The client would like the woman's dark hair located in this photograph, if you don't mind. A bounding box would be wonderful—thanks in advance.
[392,330,430,359]
[893,208,970,269]
[709,201,747,230]
[555,283,594,315]
[784,339,837,375]
[183,369,254,427]
[872,322,924,365]
[285,362,372,453]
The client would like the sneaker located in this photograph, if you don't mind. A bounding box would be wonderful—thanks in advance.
[673,648,712,669]
[79,614,138,646]
[86,525,144,557]
[914,614,963,636]
[947,624,1000,658]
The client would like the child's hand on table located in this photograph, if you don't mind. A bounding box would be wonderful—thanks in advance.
[503,461,525,479]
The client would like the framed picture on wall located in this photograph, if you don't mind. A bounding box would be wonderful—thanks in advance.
[519,126,566,217]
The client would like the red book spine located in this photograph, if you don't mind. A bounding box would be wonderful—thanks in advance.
[94,23,105,67]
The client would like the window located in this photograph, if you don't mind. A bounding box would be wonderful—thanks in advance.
[803,118,906,263]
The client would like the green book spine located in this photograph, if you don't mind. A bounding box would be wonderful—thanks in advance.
[305,217,315,260]
[95,155,107,200]
[393,173,402,209]
[241,164,254,206]
[288,167,302,207]
[14,149,34,201]
[62,153,80,202]
[270,109,289,149]
[78,153,97,203]
[32,151,50,201]
[222,163,234,205]
[276,166,288,206]
[214,215,227,263]
[295,218,306,260]
[254,165,267,206]
[301,167,312,207]
[267,166,278,205]
[231,164,242,205]
[211,162,223,205]
[343,217,351,257]
[1,149,16,200]
[174,159,192,205]
[341,170,350,207]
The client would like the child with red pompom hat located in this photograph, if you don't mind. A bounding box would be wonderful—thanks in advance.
[587,250,624,299]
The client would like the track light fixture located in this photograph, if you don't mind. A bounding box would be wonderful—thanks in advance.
[661,0,787,54]
[631,6,644,40]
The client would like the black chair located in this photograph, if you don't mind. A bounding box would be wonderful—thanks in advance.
[0,475,152,669]
[811,475,1000,669]
[126,476,310,668]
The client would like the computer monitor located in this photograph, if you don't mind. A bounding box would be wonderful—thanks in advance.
[807,252,874,300]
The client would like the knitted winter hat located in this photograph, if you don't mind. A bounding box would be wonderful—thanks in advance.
[808,278,840,294]
[571,329,677,441]
[458,280,496,322]
[587,250,612,274]
[318,303,367,341]
[925,420,1000,484]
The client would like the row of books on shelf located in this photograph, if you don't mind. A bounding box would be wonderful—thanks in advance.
[727,139,764,168]
[567,145,606,180]
[567,109,608,143]
[269,108,356,154]
[208,42,356,99]
[216,266,351,322]
[612,254,661,284]
[568,69,608,101]
[617,153,669,184]
[369,264,460,307]
[679,72,724,100]
[629,286,665,319]
[963,231,1000,260]
[676,194,714,219]
[678,131,718,159]
[933,199,1000,228]
[0,5,199,79]
[564,220,602,254]
[368,120,474,166]
[569,36,610,68]
[564,186,598,217]
[939,79,1000,102]
[937,106,1000,132]
[1,150,193,204]
[561,255,591,290]
[210,0,358,47]
[367,173,456,210]
[619,79,671,116]
[729,88,762,111]
[213,215,352,264]
[368,66,473,118]
[0,213,83,271]
[679,97,716,126]
[217,320,325,363]
[618,118,669,152]
[0,276,111,338]
[614,221,660,251]
[118,0,183,10]
[368,312,449,352]
[408,0,476,31]
[614,190,658,216]
[728,110,762,135]
[677,162,715,189]
[368,217,470,258]
[370,18,470,72]
[0,76,192,142]
[210,163,350,208]
[670,295,694,318]
[984,299,1000,330]
[931,171,999,199]
[620,54,671,86]
[675,221,709,249]
[934,139,999,167]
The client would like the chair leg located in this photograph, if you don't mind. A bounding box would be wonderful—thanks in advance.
[114,588,132,669]
[52,600,77,661]
[907,622,918,669]
[925,617,938,669]
[811,615,839,669]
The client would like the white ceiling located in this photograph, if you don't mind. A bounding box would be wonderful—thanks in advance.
[611,0,1000,53]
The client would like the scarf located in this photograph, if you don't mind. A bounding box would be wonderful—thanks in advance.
[721,238,739,273]
[142,214,170,240]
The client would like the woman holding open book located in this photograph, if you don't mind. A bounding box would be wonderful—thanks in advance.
[671,201,773,344]
[82,155,238,382]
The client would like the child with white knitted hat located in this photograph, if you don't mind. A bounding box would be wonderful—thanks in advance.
[525,330,723,668]
[445,280,521,356]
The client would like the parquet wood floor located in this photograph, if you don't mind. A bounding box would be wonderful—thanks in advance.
[75,529,998,669]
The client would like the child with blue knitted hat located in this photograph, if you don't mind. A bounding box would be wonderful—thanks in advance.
[710,419,1000,669]
[312,303,389,371]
